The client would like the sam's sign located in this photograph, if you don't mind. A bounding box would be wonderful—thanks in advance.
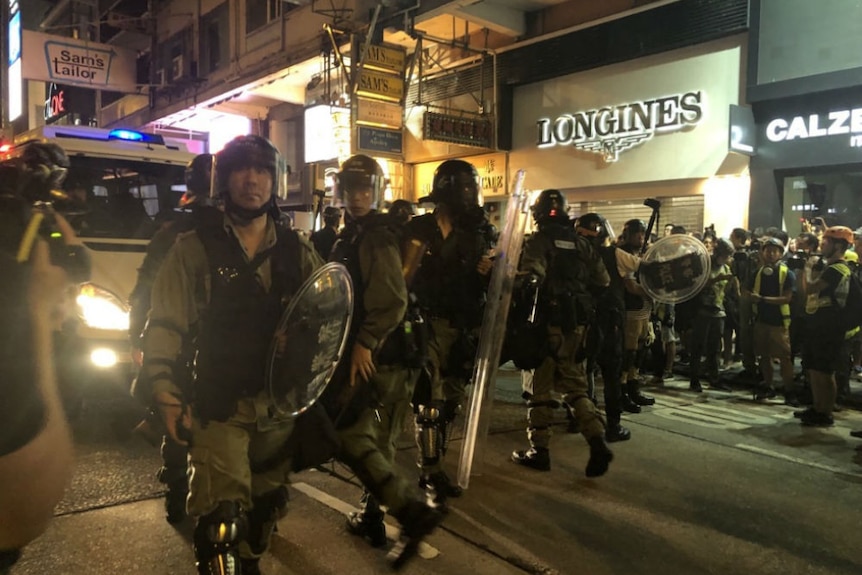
[22,30,137,93]
[537,90,704,162]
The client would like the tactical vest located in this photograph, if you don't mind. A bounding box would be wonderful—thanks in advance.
[538,223,594,332]
[193,221,301,422]
[752,263,791,328]
[329,213,427,368]
[598,245,626,317]
[407,213,489,328]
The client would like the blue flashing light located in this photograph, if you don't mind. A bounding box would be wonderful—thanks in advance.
[108,129,145,142]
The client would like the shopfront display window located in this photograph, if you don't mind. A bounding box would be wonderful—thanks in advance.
[780,170,862,238]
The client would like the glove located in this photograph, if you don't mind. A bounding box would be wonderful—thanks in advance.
[645,321,656,346]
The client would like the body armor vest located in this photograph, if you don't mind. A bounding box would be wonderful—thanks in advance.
[194,222,300,422]
[598,245,626,320]
[407,213,489,328]
[538,223,593,332]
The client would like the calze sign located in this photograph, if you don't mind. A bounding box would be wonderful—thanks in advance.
[23,30,137,93]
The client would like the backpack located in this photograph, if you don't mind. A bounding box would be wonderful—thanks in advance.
[842,271,862,332]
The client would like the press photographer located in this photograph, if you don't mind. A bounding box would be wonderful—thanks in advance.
[0,142,89,573]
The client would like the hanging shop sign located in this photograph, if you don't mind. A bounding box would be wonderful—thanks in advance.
[423,112,494,148]
[357,125,403,156]
[364,44,406,75]
[765,106,862,148]
[7,0,22,121]
[22,30,138,93]
[356,69,404,102]
[536,90,704,162]
[356,98,403,128]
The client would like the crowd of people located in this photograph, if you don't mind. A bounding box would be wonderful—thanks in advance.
[3,133,861,575]
[620,218,862,432]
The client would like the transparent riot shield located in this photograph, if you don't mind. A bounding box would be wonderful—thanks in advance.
[639,235,712,304]
[265,262,353,419]
[457,169,530,490]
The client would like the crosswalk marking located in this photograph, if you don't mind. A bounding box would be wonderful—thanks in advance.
[291,481,440,560]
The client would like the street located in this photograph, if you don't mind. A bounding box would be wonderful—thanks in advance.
[13,367,862,575]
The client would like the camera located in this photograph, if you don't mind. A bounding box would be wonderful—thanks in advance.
[786,251,808,271]
[0,143,90,283]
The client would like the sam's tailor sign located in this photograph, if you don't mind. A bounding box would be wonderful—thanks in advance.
[22,30,137,93]
[537,91,704,162]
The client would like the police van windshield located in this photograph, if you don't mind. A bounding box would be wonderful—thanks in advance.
[63,156,187,240]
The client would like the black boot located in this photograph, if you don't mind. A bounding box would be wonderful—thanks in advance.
[605,423,631,443]
[165,480,188,525]
[388,501,444,571]
[620,393,642,414]
[419,470,463,506]
[510,446,551,471]
[627,380,655,406]
[585,436,614,478]
[346,492,387,548]
[239,558,261,575]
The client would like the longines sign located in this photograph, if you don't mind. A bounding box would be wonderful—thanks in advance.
[536,90,704,162]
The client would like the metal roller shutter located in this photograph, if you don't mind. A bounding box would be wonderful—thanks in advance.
[578,196,705,239]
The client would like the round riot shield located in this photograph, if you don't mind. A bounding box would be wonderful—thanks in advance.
[639,235,711,304]
[266,262,353,418]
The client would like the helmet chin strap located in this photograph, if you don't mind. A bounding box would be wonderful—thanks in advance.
[224,195,274,220]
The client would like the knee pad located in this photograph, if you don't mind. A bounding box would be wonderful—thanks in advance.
[415,403,441,466]
[247,486,289,556]
[194,501,247,574]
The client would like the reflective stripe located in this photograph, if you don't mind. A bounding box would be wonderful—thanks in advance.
[753,264,791,328]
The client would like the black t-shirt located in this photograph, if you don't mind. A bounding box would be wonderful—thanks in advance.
[0,252,45,457]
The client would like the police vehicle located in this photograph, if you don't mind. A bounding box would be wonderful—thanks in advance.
[2,125,197,395]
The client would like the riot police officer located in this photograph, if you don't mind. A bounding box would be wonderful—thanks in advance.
[140,135,323,575]
[511,191,614,476]
[310,205,341,259]
[129,153,219,525]
[575,213,632,442]
[407,159,494,504]
[619,219,657,407]
[326,155,442,569]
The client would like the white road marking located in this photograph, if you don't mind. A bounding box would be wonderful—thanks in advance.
[291,481,440,559]
[734,443,862,478]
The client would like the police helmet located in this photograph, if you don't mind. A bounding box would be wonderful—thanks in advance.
[576,212,615,241]
[215,135,284,199]
[181,153,214,206]
[425,159,481,212]
[19,142,70,202]
[760,236,785,252]
[322,205,341,227]
[531,189,569,226]
[333,154,385,210]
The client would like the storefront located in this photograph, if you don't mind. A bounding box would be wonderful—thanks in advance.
[413,151,509,229]
[748,87,862,237]
[507,35,751,238]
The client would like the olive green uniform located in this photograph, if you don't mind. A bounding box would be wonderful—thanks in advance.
[335,223,419,514]
[142,214,322,559]
[519,230,609,448]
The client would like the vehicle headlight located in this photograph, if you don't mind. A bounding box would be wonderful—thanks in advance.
[76,283,130,331]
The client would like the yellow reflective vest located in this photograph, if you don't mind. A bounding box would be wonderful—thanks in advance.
[752,263,791,329]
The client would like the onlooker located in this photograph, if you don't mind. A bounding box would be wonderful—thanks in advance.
[796,226,854,427]
[310,205,341,259]
[747,237,796,402]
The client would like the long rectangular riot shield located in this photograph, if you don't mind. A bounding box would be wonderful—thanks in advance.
[457,169,530,490]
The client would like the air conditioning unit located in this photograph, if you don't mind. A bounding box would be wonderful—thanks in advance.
[170,55,184,81]
[155,68,165,86]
